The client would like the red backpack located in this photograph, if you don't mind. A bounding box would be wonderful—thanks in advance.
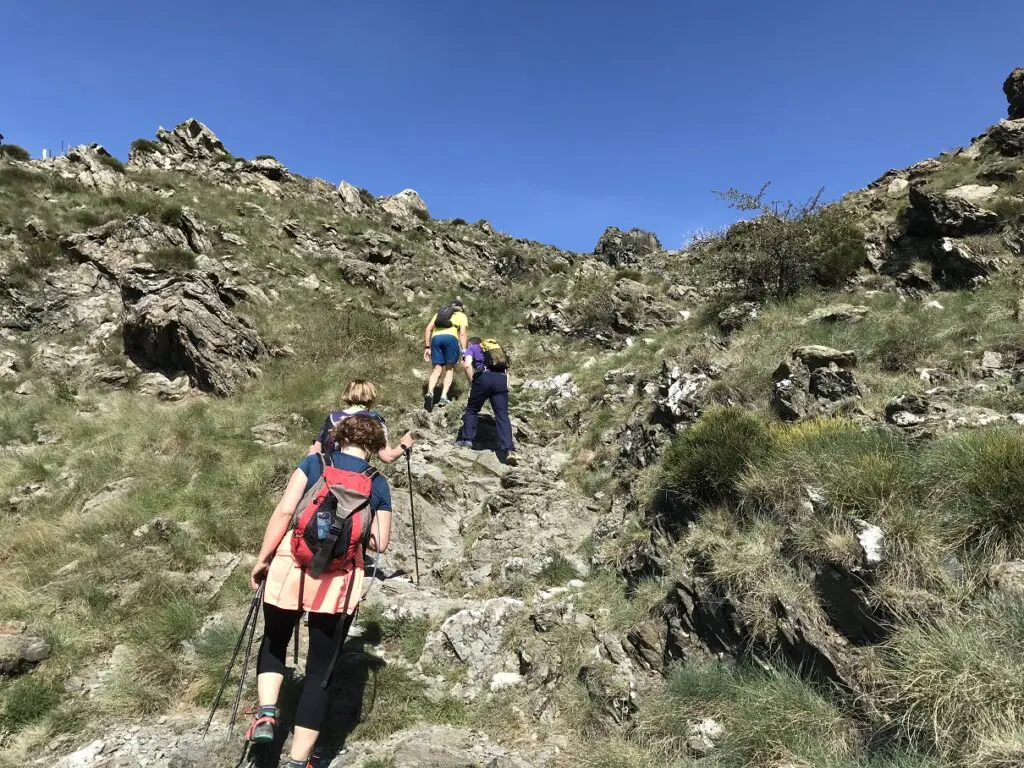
[290,456,378,578]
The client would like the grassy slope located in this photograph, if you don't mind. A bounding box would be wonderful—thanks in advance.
[2,116,1024,767]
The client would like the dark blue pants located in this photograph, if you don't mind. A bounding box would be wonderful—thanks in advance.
[460,371,515,453]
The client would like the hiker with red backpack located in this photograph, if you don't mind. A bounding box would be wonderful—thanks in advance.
[456,337,519,466]
[422,299,468,411]
[247,415,392,768]
[308,379,413,462]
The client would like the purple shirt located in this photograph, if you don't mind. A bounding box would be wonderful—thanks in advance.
[464,342,485,371]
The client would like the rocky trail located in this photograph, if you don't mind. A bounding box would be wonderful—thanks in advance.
[41,399,609,768]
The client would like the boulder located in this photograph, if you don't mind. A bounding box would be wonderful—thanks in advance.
[1004,68,1024,120]
[337,180,369,213]
[0,621,51,676]
[120,267,267,396]
[717,301,760,335]
[137,371,192,400]
[988,119,1024,157]
[946,184,999,204]
[419,597,524,692]
[802,304,870,325]
[687,718,726,756]
[906,186,1000,238]
[380,188,429,219]
[931,237,997,289]
[593,226,662,267]
[772,347,860,421]
[989,560,1024,594]
[792,345,857,370]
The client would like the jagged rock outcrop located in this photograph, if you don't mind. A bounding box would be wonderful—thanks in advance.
[1004,67,1024,119]
[593,226,662,267]
[618,352,720,470]
[988,119,1024,157]
[380,188,429,219]
[931,237,998,288]
[50,144,130,192]
[63,216,195,279]
[906,186,1000,237]
[120,267,267,395]
[129,118,228,170]
[772,346,861,421]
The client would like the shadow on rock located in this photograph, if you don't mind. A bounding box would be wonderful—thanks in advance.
[245,623,384,768]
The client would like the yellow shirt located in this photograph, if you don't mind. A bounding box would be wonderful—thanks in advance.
[430,310,468,339]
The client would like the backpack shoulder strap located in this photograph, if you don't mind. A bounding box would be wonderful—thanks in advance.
[361,466,379,480]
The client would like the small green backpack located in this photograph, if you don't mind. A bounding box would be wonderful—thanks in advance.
[480,339,508,371]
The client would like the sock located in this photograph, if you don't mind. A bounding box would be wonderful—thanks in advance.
[258,705,278,719]
[285,761,308,768]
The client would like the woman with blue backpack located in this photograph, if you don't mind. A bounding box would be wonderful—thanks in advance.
[247,414,393,768]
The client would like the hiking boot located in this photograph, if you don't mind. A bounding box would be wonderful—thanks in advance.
[455,439,472,449]
[423,392,434,412]
[505,451,520,466]
[245,707,278,744]
[437,395,451,407]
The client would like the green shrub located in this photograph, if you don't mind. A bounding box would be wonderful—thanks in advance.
[662,407,775,513]
[538,552,580,585]
[411,207,430,222]
[145,246,196,272]
[564,271,617,333]
[130,138,160,154]
[4,240,65,289]
[158,203,183,226]
[872,312,942,372]
[450,217,467,226]
[632,661,857,767]
[358,187,376,208]
[740,420,922,518]
[0,143,31,161]
[96,152,125,172]
[875,596,1024,762]
[926,428,1024,553]
[706,185,866,301]
[3,675,62,727]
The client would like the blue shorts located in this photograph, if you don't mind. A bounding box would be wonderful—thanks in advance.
[430,334,461,366]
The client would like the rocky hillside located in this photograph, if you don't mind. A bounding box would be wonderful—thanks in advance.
[3,70,1024,768]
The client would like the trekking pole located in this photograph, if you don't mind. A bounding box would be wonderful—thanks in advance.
[202,582,264,741]
[227,583,263,736]
[404,446,420,585]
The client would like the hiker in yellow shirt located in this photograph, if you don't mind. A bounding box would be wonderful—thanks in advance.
[422,299,468,411]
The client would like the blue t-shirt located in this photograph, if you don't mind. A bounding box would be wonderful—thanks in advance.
[297,451,392,513]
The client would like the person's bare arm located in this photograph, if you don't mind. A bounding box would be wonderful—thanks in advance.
[250,468,307,588]
[423,320,435,362]
[367,510,393,552]
[459,324,468,350]
[307,440,322,456]
[377,432,414,464]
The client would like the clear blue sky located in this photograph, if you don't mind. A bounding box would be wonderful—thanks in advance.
[3,2,1022,252]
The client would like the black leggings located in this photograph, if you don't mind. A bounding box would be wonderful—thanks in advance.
[257,602,349,731]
